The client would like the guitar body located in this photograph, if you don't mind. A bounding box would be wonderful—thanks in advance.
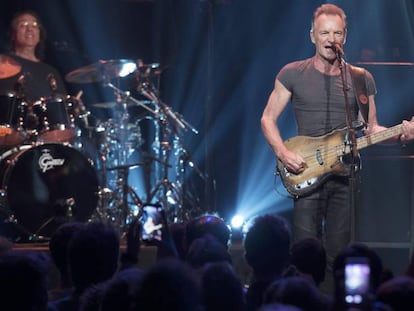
[276,123,402,197]
[277,128,355,197]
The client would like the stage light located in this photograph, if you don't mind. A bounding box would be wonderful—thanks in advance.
[230,214,244,229]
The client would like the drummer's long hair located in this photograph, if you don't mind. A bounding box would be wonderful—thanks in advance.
[6,10,47,61]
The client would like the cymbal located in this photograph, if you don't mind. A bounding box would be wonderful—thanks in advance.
[92,100,152,109]
[0,54,21,79]
[65,59,137,83]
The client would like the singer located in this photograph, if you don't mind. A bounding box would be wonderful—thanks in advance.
[0,10,66,102]
[260,3,414,301]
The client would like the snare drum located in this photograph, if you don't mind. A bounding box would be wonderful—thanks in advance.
[0,143,99,237]
[0,91,28,146]
[32,94,76,143]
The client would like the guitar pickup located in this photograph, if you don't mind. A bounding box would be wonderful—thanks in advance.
[316,149,324,165]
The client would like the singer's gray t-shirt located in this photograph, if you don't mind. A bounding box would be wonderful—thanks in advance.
[277,57,376,137]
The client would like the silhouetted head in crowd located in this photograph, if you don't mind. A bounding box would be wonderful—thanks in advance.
[79,268,145,311]
[243,214,291,311]
[0,250,50,311]
[201,261,246,311]
[258,303,303,311]
[376,275,414,311]
[100,267,146,311]
[185,214,230,251]
[244,214,291,277]
[332,242,384,311]
[133,258,202,311]
[68,221,120,295]
[263,276,329,311]
[290,237,326,286]
[79,281,107,311]
[186,233,232,269]
[49,221,85,288]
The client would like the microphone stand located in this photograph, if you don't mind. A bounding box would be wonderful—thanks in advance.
[336,50,359,242]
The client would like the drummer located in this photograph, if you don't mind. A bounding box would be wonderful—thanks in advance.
[0,10,66,101]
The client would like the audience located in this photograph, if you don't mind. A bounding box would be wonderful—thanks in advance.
[376,275,414,311]
[331,242,385,311]
[185,233,232,269]
[263,276,330,311]
[48,221,120,311]
[259,303,303,311]
[78,267,145,311]
[243,214,291,311]
[48,222,85,301]
[100,267,145,311]
[78,282,107,311]
[185,214,231,252]
[4,209,414,311]
[132,258,202,311]
[200,261,246,311]
[289,237,327,287]
[0,249,50,311]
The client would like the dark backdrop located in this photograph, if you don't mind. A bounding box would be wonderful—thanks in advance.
[0,0,413,233]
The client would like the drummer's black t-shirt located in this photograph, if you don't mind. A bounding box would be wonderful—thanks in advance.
[0,54,66,103]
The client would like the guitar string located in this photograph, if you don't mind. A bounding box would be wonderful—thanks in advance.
[297,125,402,167]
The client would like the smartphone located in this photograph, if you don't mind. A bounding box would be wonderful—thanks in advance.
[141,205,163,242]
[344,257,371,305]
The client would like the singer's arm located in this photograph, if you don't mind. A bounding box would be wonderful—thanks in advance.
[261,78,306,174]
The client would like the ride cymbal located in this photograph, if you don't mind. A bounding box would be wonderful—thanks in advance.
[65,59,137,83]
[0,54,21,79]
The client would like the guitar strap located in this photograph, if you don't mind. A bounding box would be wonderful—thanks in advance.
[349,64,369,125]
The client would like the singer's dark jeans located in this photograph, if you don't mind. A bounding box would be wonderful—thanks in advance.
[293,176,352,292]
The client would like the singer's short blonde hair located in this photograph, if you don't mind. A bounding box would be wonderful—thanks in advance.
[310,4,347,33]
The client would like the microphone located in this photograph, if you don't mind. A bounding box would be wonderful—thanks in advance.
[47,73,57,92]
[329,42,344,58]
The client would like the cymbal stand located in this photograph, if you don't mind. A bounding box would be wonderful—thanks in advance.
[102,81,157,229]
[106,163,145,230]
[137,77,199,222]
[173,135,206,222]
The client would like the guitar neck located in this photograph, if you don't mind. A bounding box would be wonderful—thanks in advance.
[355,124,402,151]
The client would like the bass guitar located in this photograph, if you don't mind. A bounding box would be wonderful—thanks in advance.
[277,124,402,197]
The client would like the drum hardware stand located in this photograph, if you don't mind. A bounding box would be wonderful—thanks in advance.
[175,142,206,222]
[137,73,199,222]
[98,80,158,230]
[106,162,145,229]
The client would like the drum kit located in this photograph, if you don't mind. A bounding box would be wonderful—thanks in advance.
[0,56,200,241]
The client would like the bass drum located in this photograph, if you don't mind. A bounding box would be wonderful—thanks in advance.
[0,143,99,237]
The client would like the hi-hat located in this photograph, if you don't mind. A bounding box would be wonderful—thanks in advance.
[65,59,137,83]
[0,54,21,79]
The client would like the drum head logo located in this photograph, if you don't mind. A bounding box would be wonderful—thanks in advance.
[39,149,65,172]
